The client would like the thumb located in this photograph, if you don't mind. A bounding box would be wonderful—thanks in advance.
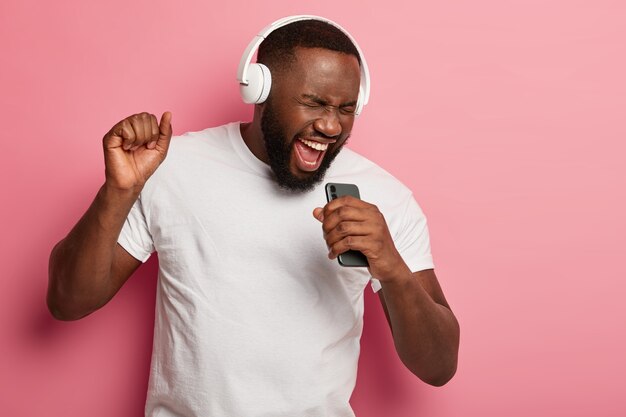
[157,111,173,151]
[312,207,324,222]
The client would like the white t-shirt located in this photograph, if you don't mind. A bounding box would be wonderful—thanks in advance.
[118,122,434,417]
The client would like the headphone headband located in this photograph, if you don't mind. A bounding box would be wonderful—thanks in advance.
[237,15,370,115]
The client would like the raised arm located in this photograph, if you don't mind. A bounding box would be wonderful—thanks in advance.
[47,112,172,320]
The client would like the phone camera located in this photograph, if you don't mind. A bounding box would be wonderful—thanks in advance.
[331,194,337,199]
[330,185,336,193]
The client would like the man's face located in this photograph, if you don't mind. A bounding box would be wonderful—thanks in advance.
[260,47,361,192]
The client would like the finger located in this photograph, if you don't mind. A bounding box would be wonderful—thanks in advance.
[111,119,136,150]
[324,220,370,247]
[148,114,159,149]
[324,195,371,214]
[157,111,173,152]
[321,205,370,234]
[128,114,146,149]
[328,235,373,260]
[312,207,324,222]
[141,112,153,144]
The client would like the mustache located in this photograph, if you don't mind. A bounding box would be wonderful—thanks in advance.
[310,132,337,140]
[298,132,350,143]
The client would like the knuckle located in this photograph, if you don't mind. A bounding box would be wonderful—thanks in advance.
[122,125,135,140]
[119,119,130,130]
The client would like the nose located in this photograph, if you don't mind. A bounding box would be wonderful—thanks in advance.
[313,109,342,138]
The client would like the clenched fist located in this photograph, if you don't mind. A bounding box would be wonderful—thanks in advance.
[103,112,172,192]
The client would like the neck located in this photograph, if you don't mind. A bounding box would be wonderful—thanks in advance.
[240,108,269,164]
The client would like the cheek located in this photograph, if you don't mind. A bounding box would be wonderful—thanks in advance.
[340,116,355,133]
[338,119,355,143]
[328,137,348,156]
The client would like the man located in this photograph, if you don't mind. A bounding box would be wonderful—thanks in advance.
[48,17,459,417]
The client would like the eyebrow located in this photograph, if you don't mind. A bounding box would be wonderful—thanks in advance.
[301,94,357,108]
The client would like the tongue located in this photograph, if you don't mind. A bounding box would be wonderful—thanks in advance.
[295,140,321,163]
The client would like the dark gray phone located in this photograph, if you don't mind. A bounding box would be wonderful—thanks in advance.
[325,183,369,267]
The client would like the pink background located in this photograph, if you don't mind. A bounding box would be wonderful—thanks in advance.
[1,0,625,415]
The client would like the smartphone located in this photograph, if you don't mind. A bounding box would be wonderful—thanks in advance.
[324,183,369,267]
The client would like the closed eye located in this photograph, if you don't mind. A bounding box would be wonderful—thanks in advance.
[295,97,323,109]
[297,94,357,115]
[340,105,356,115]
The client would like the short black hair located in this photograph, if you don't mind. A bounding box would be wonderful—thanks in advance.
[257,19,361,74]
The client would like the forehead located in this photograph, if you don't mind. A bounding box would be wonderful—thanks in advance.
[276,47,361,101]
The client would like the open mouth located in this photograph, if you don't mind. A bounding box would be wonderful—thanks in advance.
[293,137,333,172]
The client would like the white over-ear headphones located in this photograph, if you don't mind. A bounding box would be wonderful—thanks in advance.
[236,15,371,116]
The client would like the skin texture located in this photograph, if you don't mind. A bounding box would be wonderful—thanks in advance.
[47,46,459,386]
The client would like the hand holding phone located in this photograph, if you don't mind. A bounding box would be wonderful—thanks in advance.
[324,183,369,267]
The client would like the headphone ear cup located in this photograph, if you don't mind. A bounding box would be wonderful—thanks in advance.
[240,63,272,104]
[354,86,364,117]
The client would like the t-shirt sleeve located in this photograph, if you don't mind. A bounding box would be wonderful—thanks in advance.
[370,194,435,292]
[117,195,154,263]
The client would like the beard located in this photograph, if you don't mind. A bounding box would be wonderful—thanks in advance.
[260,99,345,193]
